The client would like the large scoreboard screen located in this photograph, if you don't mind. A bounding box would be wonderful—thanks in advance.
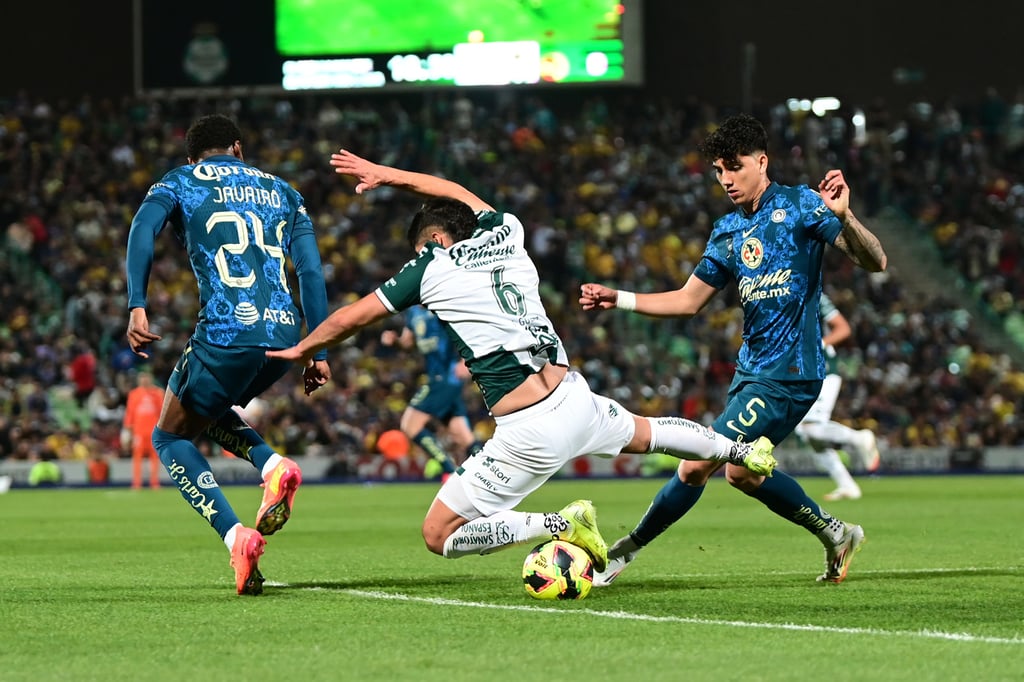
[136,0,643,94]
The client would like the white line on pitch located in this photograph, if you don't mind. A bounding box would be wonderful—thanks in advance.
[324,588,1022,646]
[644,565,1022,579]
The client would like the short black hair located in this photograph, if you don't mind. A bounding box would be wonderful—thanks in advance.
[185,114,242,161]
[407,197,477,249]
[699,113,768,163]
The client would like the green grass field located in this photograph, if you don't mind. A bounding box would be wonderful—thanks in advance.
[2,475,1022,681]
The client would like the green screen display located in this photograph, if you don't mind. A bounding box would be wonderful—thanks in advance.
[275,0,640,88]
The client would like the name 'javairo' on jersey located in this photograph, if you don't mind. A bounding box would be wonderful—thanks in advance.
[375,211,568,409]
[139,155,313,348]
[694,182,843,381]
[405,305,462,385]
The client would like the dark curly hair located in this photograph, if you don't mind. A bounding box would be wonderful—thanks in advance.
[185,114,242,161]
[698,113,768,163]
[407,197,477,248]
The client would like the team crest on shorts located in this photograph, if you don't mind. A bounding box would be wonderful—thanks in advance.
[741,238,764,269]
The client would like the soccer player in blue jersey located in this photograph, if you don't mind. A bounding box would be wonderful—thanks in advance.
[580,113,888,585]
[381,305,484,479]
[125,114,330,595]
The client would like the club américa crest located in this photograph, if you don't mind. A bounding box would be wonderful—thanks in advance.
[741,237,764,269]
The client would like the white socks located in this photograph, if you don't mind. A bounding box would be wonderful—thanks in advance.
[647,416,737,461]
[442,510,567,558]
[814,449,860,492]
[261,453,283,478]
[223,522,242,551]
[799,420,861,449]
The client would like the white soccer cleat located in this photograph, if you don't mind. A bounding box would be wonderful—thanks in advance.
[853,429,881,473]
[818,522,865,583]
[593,535,642,587]
[823,486,862,501]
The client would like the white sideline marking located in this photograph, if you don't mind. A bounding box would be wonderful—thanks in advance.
[330,589,1023,646]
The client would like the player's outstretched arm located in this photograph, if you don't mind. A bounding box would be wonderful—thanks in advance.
[330,149,494,213]
[818,169,888,272]
[579,275,717,318]
[267,293,392,365]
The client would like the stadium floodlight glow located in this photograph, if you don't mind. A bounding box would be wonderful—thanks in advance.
[786,97,842,117]
[811,97,841,116]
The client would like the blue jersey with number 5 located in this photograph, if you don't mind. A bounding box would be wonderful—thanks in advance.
[126,154,326,350]
[694,182,843,381]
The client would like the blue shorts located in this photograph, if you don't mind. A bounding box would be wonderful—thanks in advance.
[712,373,823,444]
[167,337,293,418]
[408,379,467,422]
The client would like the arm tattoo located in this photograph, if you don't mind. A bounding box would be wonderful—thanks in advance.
[833,211,887,272]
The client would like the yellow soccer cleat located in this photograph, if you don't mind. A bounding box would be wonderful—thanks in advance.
[557,499,608,573]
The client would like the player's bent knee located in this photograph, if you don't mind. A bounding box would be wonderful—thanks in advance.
[421,517,450,555]
[421,528,446,556]
[724,463,763,491]
[679,458,717,485]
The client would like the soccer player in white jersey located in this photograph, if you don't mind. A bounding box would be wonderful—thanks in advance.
[266,150,778,572]
[794,293,881,500]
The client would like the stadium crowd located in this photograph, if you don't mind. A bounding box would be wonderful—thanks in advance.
[2,88,1023,471]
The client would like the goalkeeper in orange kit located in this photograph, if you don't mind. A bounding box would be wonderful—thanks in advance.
[122,369,164,489]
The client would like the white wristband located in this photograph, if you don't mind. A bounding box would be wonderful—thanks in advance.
[616,290,637,311]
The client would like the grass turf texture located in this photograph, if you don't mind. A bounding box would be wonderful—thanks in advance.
[2,475,1021,681]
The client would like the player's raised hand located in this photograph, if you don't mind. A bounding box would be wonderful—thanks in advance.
[330,149,386,194]
[579,283,619,311]
[126,308,161,358]
[303,359,331,395]
[818,169,850,217]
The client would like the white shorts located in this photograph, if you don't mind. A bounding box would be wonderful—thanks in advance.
[437,370,635,519]
[799,373,841,424]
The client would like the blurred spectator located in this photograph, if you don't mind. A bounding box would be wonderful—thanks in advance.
[67,341,97,407]
[28,447,62,487]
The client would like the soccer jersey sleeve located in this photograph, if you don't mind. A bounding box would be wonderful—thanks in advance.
[801,188,843,243]
[693,230,733,289]
[288,201,329,361]
[125,187,176,310]
[375,246,436,312]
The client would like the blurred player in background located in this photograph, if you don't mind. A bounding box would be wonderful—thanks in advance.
[581,113,887,585]
[267,149,778,574]
[381,305,484,480]
[125,114,330,595]
[794,293,881,501]
[121,369,164,489]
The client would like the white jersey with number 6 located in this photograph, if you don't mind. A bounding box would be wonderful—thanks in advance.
[375,210,568,409]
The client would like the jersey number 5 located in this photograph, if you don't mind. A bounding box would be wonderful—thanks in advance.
[725,397,766,441]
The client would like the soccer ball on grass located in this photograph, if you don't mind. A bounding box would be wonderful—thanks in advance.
[522,540,594,600]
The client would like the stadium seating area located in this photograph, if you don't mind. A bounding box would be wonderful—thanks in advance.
[2,89,1023,468]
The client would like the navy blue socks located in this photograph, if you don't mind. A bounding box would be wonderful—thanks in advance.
[153,427,240,539]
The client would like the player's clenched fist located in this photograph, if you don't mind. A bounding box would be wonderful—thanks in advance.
[579,283,619,311]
